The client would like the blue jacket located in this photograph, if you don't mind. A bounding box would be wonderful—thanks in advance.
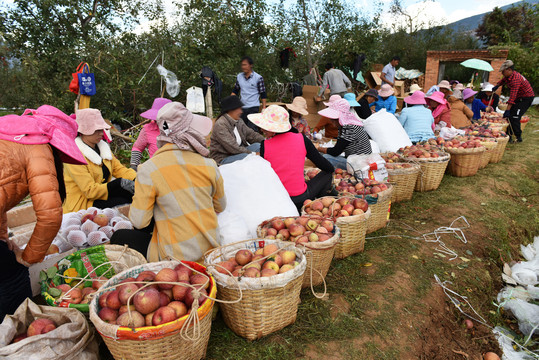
[471,99,487,120]
[398,105,435,143]
[374,96,397,114]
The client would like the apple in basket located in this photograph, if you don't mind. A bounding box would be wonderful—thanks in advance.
[27,319,57,337]
[116,310,145,328]
[152,306,178,326]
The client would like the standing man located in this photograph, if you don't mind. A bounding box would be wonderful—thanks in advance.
[231,56,267,131]
[317,63,352,99]
[493,60,535,142]
[380,56,400,87]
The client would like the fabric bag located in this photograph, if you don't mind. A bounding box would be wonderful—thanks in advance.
[0,298,99,360]
[186,86,205,113]
[77,64,96,96]
[69,62,85,94]
[363,109,412,152]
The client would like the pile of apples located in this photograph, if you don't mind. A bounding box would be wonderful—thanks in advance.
[61,207,133,248]
[381,152,403,163]
[333,168,354,180]
[259,216,335,243]
[305,168,320,180]
[215,244,300,278]
[303,196,368,219]
[385,163,416,170]
[10,319,58,344]
[48,280,100,304]
[335,179,389,196]
[480,112,506,122]
[465,124,505,138]
[398,144,446,159]
[98,264,210,328]
[443,138,484,149]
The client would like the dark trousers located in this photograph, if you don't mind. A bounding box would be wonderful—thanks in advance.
[507,97,533,139]
[110,219,154,258]
[0,241,32,321]
[94,188,133,209]
[241,106,261,132]
[290,171,333,212]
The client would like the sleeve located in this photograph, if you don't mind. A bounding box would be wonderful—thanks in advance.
[342,70,351,87]
[388,97,397,114]
[212,166,226,214]
[111,156,137,180]
[507,77,520,105]
[326,137,350,157]
[128,165,156,230]
[463,104,473,119]
[492,94,500,109]
[304,136,334,173]
[374,100,382,112]
[496,77,507,87]
[244,125,265,144]
[232,78,240,95]
[216,122,252,155]
[318,73,329,96]
[260,140,265,158]
[301,119,312,138]
[22,146,63,263]
[313,117,330,132]
[132,127,148,153]
[441,109,452,127]
[64,163,109,202]
[130,150,143,168]
[257,77,267,99]
[398,109,408,127]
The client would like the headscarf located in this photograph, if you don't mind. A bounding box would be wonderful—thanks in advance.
[156,102,211,157]
[333,99,364,127]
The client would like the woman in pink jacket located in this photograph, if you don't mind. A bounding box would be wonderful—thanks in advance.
[426,91,452,129]
[130,98,171,170]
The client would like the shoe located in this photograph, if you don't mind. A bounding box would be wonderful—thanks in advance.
[517,137,523,142]
[509,137,514,143]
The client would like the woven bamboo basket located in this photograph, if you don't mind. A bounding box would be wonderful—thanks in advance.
[89,261,216,360]
[256,216,339,288]
[403,153,450,192]
[365,185,393,234]
[489,136,509,164]
[478,141,497,169]
[488,122,509,132]
[386,164,421,203]
[205,239,306,340]
[445,147,485,177]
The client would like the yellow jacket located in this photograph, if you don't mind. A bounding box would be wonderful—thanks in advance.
[63,137,136,213]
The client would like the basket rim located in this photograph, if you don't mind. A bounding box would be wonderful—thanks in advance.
[444,146,485,154]
[386,163,421,175]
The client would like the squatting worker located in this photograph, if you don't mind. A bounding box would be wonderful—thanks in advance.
[248,105,335,212]
[231,56,267,132]
[0,105,86,320]
[493,60,535,143]
[380,56,400,87]
[317,62,352,99]
[313,95,342,139]
[210,95,264,165]
[112,102,226,262]
[63,108,137,213]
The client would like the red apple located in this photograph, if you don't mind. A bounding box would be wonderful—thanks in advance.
[99,292,110,309]
[159,292,171,307]
[155,268,178,290]
[27,319,56,337]
[152,306,178,326]
[92,276,108,290]
[235,249,253,266]
[93,214,109,227]
[243,267,260,278]
[119,304,136,315]
[98,308,118,324]
[172,281,190,301]
[216,261,235,274]
[106,290,121,310]
[116,310,145,328]
[190,273,210,290]
[119,283,139,305]
[261,268,277,277]
[184,288,208,308]
[271,219,285,231]
[133,288,160,315]
[65,287,82,304]
[288,224,306,237]
[168,301,188,318]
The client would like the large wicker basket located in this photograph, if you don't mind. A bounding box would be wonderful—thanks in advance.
[205,239,306,340]
[445,147,485,177]
[386,164,421,203]
[403,153,450,192]
[489,136,509,164]
[365,185,393,234]
[256,216,340,288]
[478,141,497,169]
[89,261,216,360]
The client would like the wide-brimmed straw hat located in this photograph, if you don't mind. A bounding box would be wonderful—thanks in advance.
[404,91,427,105]
[323,94,342,106]
[76,108,111,136]
[247,105,291,133]
[462,88,478,101]
[425,91,447,105]
[286,96,309,116]
[378,84,394,97]
[408,84,422,95]
[140,98,172,121]
[437,80,452,91]
[343,93,360,107]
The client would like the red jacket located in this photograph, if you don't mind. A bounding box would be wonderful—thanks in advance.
[497,71,535,105]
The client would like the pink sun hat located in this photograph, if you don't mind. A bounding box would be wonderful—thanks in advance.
[318,98,350,119]
[378,84,394,97]
[247,105,291,133]
[75,108,111,136]
[323,94,342,106]
[425,91,447,105]
[404,91,427,105]
[462,88,478,101]
[140,97,172,121]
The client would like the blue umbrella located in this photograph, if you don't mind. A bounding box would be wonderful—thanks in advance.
[460,59,494,72]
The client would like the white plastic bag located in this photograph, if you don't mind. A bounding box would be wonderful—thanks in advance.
[156,64,180,98]
[369,139,380,154]
[186,86,205,113]
[217,210,251,246]
[439,126,465,140]
[218,155,299,238]
[501,298,539,337]
[363,109,412,152]
[511,261,539,286]
[493,327,536,360]
[346,153,388,182]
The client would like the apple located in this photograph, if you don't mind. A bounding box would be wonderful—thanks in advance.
[321,197,334,208]
[82,287,95,298]
[11,333,27,343]
[184,287,208,308]
[235,249,253,266]
[152,306,178,326]
[190,273,210,290]
[266,228,278,237]
[279,264,294,274]
[119,283,139,305]
[98,308,118,324]
[303,199,312,207]
[81,211,96,224]
[296,217,309,227]
[296,236,309,244]
[309,233,319,242]
[342,204,354,214]
[262,244,279,257]
[92,276,108,290]
[278,229,290,240]
[145,311,155,326]
[168,301,188,318]
[320,220,334,232]
[318,234,331,242]
[243,267,260,278]
[216,261,235,275]
[172,281,190,301]
[93,214,109,227]
[251,254,265,265]
[27,319,56,337]
[244,262,261,270]
[161,288,173,300]
[119,304,136,315]
[306,219,319,231]
[271,219,285,231]
[284,217,296,228]
[159,292,170,307]
[262,261,279,272]
[268,254,283,267]
[261,268,277,277]
[136,271,156,283]
[279,250,296,264]
[116,310,145,328]
[55,284,71,295]
[133,288,160,315]
[65,287,82,304]
[99,292,110,309]
[154,268,178,290]
[288,224,306,237]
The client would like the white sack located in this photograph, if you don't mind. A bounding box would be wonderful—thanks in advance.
[363,109,412,152]
[217,210,251,246]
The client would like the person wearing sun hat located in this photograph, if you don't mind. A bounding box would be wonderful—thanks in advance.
[286,96,312,139]
[313,94,342,138]
[315,99,372,170]
[0,105,86,319]
[63,108,137,213]
[408,84,422,96]
[374,84,397,114]
[248,105,335,211]
[447,88,474,128]
[426,91,452,129]
[130,97,172,170]
[476,83,500,110]
[437,80,453,100]
[210,95,265,165]
[451,83,465,100]
[356,89,378,119]
[113,102,226,262]
[462,88,487,121]
[343,93,362,120]
[397,91,435,143]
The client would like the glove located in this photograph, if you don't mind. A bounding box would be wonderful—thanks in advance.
[120,178,135,194]
[503,110,511,119]
[492,85,499,92]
